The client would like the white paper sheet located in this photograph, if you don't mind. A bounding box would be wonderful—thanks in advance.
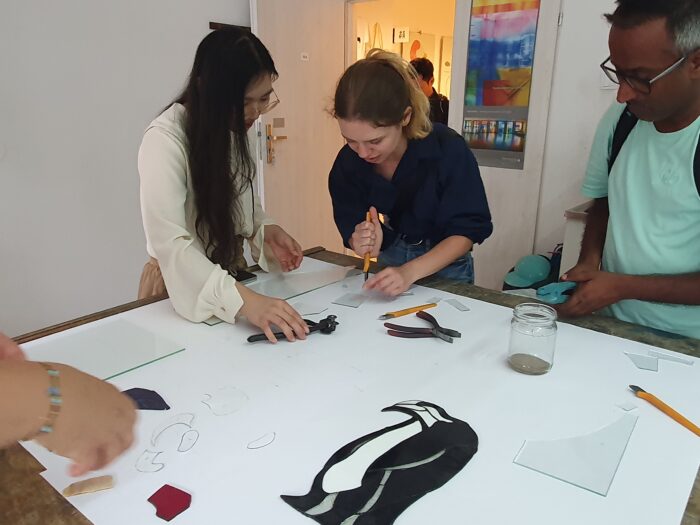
[19,260,700,525]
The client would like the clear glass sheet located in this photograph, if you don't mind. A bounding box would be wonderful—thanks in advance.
[513,413,638,496]
[249,266,360,300]
[24,319,185,380]
[625,352,659,371]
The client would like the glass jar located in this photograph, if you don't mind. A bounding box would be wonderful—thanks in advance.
[507,303,558,375]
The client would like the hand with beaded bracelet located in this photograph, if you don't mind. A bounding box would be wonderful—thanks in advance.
[0,334,137,476]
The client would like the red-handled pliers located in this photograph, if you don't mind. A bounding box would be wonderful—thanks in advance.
[384,310,461,343]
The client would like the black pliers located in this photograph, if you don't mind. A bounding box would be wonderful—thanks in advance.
[247,315,339,343]
[384,311,461,343]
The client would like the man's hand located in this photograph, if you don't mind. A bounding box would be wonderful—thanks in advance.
[557,267,628,317]
[264,225,303,272]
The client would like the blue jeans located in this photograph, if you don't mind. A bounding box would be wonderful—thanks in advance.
[378,237,475,284]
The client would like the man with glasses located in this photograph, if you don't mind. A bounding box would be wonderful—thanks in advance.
[558,0,700,339]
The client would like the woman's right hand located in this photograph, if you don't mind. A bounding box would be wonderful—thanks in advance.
[349,206,382,258]
[34,364,137,477]
[236,283,309,343]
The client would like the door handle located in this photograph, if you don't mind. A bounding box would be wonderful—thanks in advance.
[266,124,287,164]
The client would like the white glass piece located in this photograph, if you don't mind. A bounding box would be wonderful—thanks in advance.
[247,432,276,450]
[23,319,184,380]
[514,413,638,496]
[249,264,359,300]
[446,298,470,311]
[151,413,196,447]
[292,301,328,316]
[332,293,366,308]
[625,352,659,371]
[202,386,249,416]
[648,350,694,366]
[178,429,199,452]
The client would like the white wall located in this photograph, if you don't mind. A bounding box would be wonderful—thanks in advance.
[0,1,250,337]
[534,0,617,255]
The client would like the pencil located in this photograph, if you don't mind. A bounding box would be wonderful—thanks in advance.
[363,211,371,282]
[629,385,700,437]
[377,303,438,320]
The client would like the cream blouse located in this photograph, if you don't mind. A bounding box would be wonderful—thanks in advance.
[138,103,276,324]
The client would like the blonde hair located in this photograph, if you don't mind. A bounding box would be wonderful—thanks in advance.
[333,48,432,140]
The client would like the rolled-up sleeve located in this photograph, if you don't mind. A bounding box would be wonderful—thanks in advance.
[138,127,243,324]
[435,138,493,244]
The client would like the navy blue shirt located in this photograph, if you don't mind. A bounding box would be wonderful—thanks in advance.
[329,123,493,250]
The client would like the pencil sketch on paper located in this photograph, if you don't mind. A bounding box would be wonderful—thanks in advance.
[202,386,250,416]
[282,401,478,524]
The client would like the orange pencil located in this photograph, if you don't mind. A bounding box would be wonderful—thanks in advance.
[629,385,700,437]
[363,211,371,282]
[377,303,438,320]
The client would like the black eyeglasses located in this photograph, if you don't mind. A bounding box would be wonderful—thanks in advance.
[600,55,686,94]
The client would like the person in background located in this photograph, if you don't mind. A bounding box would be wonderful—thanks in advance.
[0,332,136,476]
[138,28,308,343]
[559,0,700,339]
[329,49,492,297]
[410,57,449,125]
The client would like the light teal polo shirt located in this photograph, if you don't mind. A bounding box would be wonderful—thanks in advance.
[582,102,700,339]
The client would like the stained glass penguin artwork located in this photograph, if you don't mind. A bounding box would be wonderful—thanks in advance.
[281,401,478,524]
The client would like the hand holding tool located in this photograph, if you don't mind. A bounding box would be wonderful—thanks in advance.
[536,281,577,304]
[247,315,339,343]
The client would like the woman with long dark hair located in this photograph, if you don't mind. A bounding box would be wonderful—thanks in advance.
[138,28,308,343]
[329,49,492,296]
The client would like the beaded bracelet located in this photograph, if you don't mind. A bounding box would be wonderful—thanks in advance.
[23,363,62,441]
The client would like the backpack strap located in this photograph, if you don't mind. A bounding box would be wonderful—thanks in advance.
[609,105,700,196]
[608,106,638,174]
[694,134,700,196]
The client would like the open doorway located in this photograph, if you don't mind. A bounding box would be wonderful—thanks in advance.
[348,0,456,113]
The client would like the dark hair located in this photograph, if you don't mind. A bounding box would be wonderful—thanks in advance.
[333,49,431,140]
[410,57,434,80]
[172,28,277,270]
[605,0,700,54]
